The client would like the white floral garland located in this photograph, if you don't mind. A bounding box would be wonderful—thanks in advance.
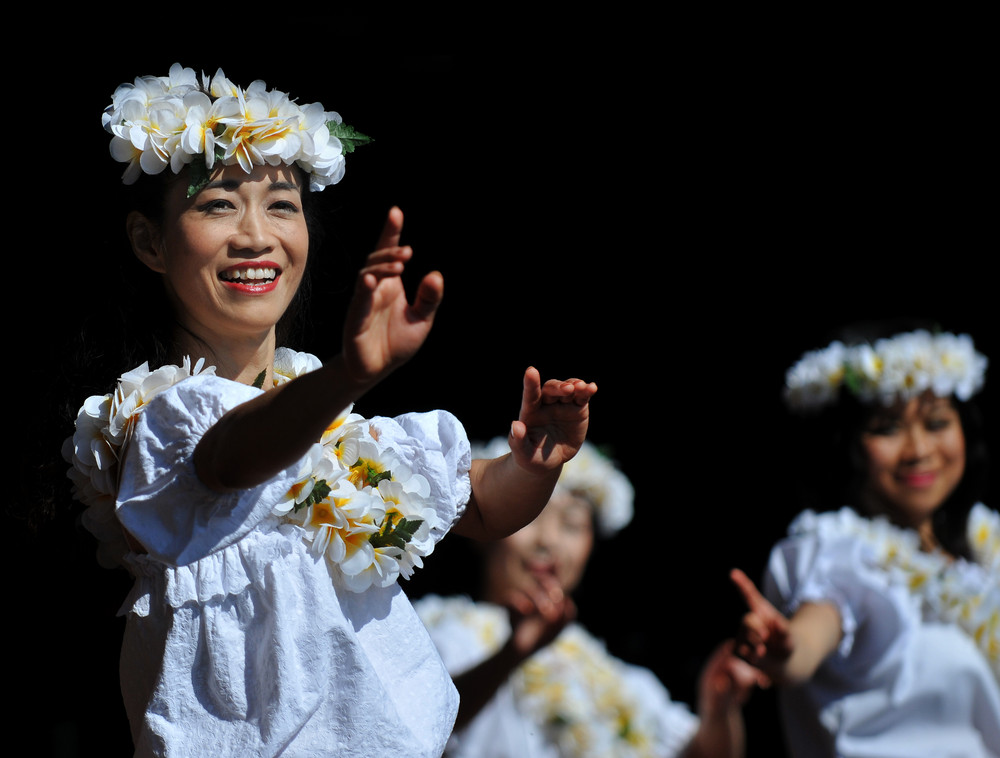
[784,330,987,411]
[103,63,371,193]
[791,504,1000,680]
[417,596,665,758]
[64,348,439,592]
[514,625,667,758]
[64,355,217,567]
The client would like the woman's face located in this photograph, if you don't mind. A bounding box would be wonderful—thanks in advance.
[483,491,595,601]
[137,163,309,347]
[860,393,966,529]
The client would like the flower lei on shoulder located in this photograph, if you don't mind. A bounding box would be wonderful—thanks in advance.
[272,401,442,594]
[513,626,668,758]
[419,597,665,758]
[103,63,372,195]
[64,356,216,567]
[794,505,1000,680]
[65,349,439,592]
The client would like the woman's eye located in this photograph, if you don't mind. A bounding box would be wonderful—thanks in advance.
[866,421,900,436]
[560,518,590,535]
[270,200,300,213]
[197,199,234,212]
[926,417,952,431]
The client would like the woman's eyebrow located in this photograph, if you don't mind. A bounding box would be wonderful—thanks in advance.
[203,179,242,191]
[199,179,301,192]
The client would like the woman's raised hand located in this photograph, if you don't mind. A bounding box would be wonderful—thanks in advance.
[504,572,576,661]
[730,568,794,687]
[341,207,444,387]
[508,368,598,475]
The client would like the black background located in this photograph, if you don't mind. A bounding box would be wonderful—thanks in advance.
[8,14,996,757]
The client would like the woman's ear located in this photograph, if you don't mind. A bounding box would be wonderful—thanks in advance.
[126,211,167,274]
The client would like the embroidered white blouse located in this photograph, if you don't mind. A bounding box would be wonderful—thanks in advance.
[66,355,471,757]
[764,505,1000,758]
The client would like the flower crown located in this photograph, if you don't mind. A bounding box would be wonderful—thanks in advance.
[474,438,634,537]
[102,63,372,195]
[784,329,988,412]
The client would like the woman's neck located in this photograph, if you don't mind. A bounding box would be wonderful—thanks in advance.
[169,325,277,387]
[916,520,943,553]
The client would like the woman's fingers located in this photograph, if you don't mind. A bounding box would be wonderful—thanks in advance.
[373,206,405,251]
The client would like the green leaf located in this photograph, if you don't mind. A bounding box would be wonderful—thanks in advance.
[842,362,862,395]
[369,512,424,550]
[328,121,373,154]
[186,160,210,198]
[251,369,267,389]
[185,148,225,198]
[294,479,332,513]
[350,459,391,488]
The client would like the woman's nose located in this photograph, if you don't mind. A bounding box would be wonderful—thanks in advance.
[900,425,931,461]
[232,208,274,252]
[534,518,561,549]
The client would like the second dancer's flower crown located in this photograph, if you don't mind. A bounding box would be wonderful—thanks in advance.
[473,438,634,537]
[103,63,372,196]
[784,329,988,412]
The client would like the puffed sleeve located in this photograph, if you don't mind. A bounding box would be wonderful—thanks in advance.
[763,509,910,664]
[116,375,301,567]
[372,410,473,538]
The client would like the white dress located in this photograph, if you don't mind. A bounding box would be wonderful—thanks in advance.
[66,355,471,758]
[414,594,700,758]
[764,505,1000,758]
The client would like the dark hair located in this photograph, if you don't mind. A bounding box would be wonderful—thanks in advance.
[786,320,989,560]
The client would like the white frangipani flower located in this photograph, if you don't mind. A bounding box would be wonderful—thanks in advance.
[293,476,381,560]
[108,357,214,443]
[375,478,439,579]
[273,347,323,384]
[177,90,240,172]
[274,444,340,516]
[970,503,1000,573]
[785,341,848,410]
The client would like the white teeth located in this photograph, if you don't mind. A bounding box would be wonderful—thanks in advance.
[221,267,277,282]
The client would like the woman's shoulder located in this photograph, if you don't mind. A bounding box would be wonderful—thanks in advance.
[414,594,507,637]
[785,505,870,538]
[413,594,510,671]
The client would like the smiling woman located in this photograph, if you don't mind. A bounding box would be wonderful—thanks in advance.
[126,164,310,384]
[731,322,1000,758]
[860,393,967,549]
[60,62,601,758]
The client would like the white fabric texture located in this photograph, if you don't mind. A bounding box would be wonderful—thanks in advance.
[764,508,1000,758]
[414,594,700,758]
[114,374,471,757]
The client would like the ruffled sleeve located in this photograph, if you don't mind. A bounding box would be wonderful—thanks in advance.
[763,508,912,664]
[370,410,472,538]
[116,375,301,567]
